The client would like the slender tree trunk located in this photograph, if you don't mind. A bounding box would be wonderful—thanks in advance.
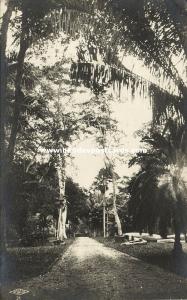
[0,0,14,253]
[111,167,123,236]
[172,220,183,276]
[173,202,182,256]
[174,228,182,251]
[185,233,187,243]
[102,192,106,237]
[56,158,67,240]
[173,221,182,255]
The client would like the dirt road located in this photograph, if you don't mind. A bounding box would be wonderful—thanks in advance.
[3,237,187,299]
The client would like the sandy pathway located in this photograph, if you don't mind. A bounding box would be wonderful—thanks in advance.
[2,237,187,300]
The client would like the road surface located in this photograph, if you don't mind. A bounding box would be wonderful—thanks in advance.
[3,237,187,299]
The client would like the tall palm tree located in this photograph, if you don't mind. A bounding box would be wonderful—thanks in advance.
[128,119,187,253]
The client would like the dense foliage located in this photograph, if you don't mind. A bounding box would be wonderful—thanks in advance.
[0,0,187,252]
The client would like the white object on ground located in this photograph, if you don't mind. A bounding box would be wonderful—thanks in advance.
[167,234,185,240]
[121,238,147,246]
[157,239,185,244]
[9,288,29,300]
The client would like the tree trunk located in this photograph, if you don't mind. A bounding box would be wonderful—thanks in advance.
[1,5,29,252]
[185,233,187,243]
[172,201,183,256]
[173,224,183,255]
[102,192,106,237]
[56,159,67,240]
[7,7,29,162]
[111,167,123,236]
[57,205,67,240]
[0,0,14,253]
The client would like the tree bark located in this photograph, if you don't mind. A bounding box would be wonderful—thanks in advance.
[102,192,106,237]
[57,205,67,240]
[173,221,183,255]
[111,167,123,236]
[172,197,183,256]
[56,158,67,240]
[7,7,29,162]
[0,0,14,253]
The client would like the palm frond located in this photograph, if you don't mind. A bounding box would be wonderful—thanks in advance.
[110,0,186,83]
[70,61,182,122]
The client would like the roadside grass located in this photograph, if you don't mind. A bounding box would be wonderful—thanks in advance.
[96,237,187,277]
[1,239,73,284]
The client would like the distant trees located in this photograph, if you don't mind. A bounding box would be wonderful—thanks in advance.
[91,166,128,236]
[66,178,90,232]
[81,93,124,235]
[88,191,103,237]
[90,170,131,236]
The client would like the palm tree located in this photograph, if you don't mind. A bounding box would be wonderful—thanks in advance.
[70,0,187,125]
[128,119,187,253]
[93,166,123,236]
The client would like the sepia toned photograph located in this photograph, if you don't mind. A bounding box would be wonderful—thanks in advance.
[1,0,187,299]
